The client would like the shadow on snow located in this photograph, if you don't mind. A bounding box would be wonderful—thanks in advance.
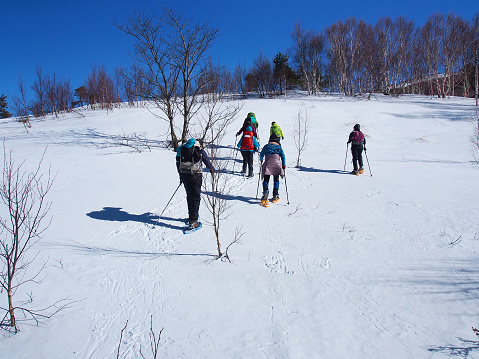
[86,207,185,231]
[298,166,351,175]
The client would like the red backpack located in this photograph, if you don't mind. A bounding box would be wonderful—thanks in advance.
[240,130,254,151]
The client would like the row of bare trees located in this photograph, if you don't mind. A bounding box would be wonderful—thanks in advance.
[7,11,479,127]
[289,13,479,97]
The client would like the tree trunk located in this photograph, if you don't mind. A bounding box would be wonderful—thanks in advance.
[8,285,16,329]
[475,63,478,106]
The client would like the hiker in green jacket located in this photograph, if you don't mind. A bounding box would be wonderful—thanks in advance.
[270,122,284,143]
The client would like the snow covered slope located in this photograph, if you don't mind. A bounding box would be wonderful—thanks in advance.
[0,94,478,358]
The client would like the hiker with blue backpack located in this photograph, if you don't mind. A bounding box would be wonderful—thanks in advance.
[176,138,214,232]
[347,124,366,175]
[237,123,260,177]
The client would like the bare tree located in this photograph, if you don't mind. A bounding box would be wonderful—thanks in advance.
[11,76,31,131]
[472,109,479,163]
[202,142,234,258]
[31,65,46,118]
[421,14,445,97]
[44,74,59,117]
[291,21,312,94]
[473,13,479,106]
[326,18,365,96]
[199,91,239,257]
[163,8,219,143]
[291,22,326,95]
[233,63,247,97]
[293,105,310,167]
[197,87,243,146]
[0,146,54,332]
[140,316,164,359]
[116,8,218,149]
[249,50,273,97]
[443,13,469,96]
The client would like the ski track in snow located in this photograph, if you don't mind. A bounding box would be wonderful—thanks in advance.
[79,151,269,356]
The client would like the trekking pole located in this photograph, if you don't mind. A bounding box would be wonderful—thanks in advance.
[160,182,182,217]
[232,135,238,174]
[343,143,349,171]
[256,159,262,199]
[364,149,372,177]
[284,170,290,205]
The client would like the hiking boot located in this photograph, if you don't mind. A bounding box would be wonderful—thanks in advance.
[271,195,280,203]
[188,221,200,229]
[261,190,269,201]
[247,172,254,178]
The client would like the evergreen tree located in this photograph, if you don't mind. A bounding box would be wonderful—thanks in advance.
[273,52,298,94]
[0,94,12,119]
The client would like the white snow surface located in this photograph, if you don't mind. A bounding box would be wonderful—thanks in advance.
[1,93,479,358]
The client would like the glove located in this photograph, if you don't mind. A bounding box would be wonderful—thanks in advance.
[282,137,284,140]
[364,147,367,151]
[282,165,286,169]
[179,178,183,185]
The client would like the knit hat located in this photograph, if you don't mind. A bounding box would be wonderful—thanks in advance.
[269,133,280,143]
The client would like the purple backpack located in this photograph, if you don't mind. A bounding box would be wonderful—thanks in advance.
[351,130,364,144]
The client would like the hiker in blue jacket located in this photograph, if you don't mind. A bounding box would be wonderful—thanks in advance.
[176,138,214,230]
[260,134,286,205]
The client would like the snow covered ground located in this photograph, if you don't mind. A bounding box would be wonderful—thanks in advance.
[0,93,478,358]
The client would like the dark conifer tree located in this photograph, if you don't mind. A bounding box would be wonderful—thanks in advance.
[0,94,12,118]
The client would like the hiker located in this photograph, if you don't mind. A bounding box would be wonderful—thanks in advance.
[237,124,260,177]
[247,112,259,130]
[259,134,286,206]
[270,121,284,143]
[347,124,366,175]
[176,138,214,231]
[236,115,258,139]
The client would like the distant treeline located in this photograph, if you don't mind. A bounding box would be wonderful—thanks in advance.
[2,11,478,122]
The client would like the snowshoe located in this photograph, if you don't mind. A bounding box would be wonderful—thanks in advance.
[247,172,254,178]
[358,168,364,174]
[184,221,202,234]
[270,195,280,204]
[351,171,359,176]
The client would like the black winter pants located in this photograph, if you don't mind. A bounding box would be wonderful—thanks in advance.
[180,172,202,223]
[241,151,254,175]
[351,144,364,172]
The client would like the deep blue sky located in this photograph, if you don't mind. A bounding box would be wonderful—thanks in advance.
[1,0,476,102]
